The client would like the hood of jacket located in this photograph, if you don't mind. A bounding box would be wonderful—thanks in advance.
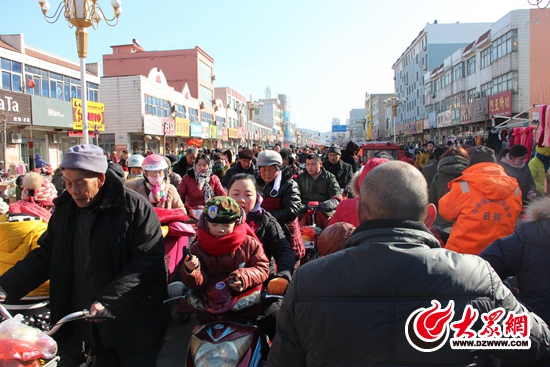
[450,162,519,200]
[525,196,550,222]
[437,155,469,177]
[345,219,441,250]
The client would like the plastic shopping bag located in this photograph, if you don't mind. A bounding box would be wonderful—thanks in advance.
[0,314,57,361]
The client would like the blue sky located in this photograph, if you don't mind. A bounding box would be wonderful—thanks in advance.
[0,0,534,132]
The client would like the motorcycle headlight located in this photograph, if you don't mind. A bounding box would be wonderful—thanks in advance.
[187,292,205,311]
[231,290,261,312]
[190,334,253,367]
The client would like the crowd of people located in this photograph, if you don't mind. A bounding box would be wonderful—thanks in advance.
[0,137,550,366]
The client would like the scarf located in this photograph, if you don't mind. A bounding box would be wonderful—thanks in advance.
[145,180,167,205]
[501,154,525,169]
[536,152,550,173]
[269,171,282,197]
[193,165,214,204]
[197,222,259,256]
[245,194,263,232]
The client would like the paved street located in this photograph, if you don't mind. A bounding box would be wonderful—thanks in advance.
[157,306,198,367]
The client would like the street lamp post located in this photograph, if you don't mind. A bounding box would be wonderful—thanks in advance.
[384,97,404,144]
[246,95,263,147]
[37,0,122,145]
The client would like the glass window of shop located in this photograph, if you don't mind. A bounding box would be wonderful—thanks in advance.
[467,88,477,103]
[145,95,171,117]
[216,116,225,127]
[23,65,98,102]
[467,56,476,76]
[199,85,213,105]
[1,58,22,92]
[175,104,186,118]
[493,72,513,95]
[199,60,212,83]
[98,133,115,155]
[481,81,493,98]
[480,47,492,69]
[189,108,199,123]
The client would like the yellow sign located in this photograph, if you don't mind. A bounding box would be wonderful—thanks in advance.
[72,99,105,131]
[228,128,238,139]
[175,117,190,137]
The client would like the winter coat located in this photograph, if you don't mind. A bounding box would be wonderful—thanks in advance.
[258,167,301,225]
[180,220,270,291]
[0,214,49,298]
[177,170,226,209]
[125,178,184,209]
[528,146,550,194]
[439,162,522,255]
[340,150,360,172]
[428,155,469,226]
[246,210,294,282]
[421,161,438,185]
[221,161,259,188]
[414,151,431,169]
[480,196,550,327]
[500,159,536,205]
[172,156,193,177]
[0,170,169,357]
[268,219,550,367]
[322,159,354,197]
[296,168,342,206]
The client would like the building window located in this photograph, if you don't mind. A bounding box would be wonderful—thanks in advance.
[492,30,517,62]
[145,95,171,117]
[467,88,477,103]
[88,82,99,102]
[1,58,22,92]
[189,108,199,123]
[24,65,91,101]
[434,79,440,93]
[175,105,186,118]
[480,47,492,69]
[453,62,465,81]
[216,116,225,126]
[481,81,493,98]
[467,56,477,76]
[199,85,213,105]
[201,112,213,124]
[493,72,513,94]
[199,60,212,83]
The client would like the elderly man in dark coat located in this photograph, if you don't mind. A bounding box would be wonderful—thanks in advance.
[0,144,169,366]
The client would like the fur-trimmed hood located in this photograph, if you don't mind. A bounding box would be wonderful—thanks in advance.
[524,196,550,222]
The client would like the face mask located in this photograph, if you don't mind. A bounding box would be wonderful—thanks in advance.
[130,174,143,179]
[148,177,164,186]
[213,162,225,172]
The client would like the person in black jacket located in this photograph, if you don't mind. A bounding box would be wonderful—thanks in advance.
[322,144,354,197]
[221,148,259,188]
[341,140,361,172]
[269,160,550,367]
[256,150,304,262]
[0,144,169,366]
[172,147,197,177]
[227,173,294,358]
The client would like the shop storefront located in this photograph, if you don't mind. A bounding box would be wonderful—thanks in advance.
[2,91,32,173]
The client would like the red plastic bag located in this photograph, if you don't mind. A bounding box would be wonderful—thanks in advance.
[0,315,57,361]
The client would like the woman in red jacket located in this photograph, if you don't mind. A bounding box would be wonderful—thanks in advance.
[177,153,226,218]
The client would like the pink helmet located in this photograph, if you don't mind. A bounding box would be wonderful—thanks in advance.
[142,154,168,171]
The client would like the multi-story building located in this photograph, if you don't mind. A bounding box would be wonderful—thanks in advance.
[347,108,366,142]
[424,8,550,146]
[0,33,101,171]
[214,87,248,149]
[365,92,393,141]
[392,21,493,144]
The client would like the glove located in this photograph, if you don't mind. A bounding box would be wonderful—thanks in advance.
[89,302,112,322]
[298,205,308,214]
[319,198,339,212]
[267,277,289,295]
[167,281,186,297]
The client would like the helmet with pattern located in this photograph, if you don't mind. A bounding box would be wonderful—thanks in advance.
[203,196,243,224]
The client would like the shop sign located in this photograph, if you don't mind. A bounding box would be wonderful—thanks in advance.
[437,110,452,128]
[452,108,461,126]
[0,91,31,125]
[31,96,72,127]
[175,117,190,137]
[162,117,175,137]
[209,125,217,139]
[423,118,430,130]
[72,98,104,131]
[409,122,417,135]
[190,123,203,137]
[217,126,223,140]
[416,120,424,133]
[473,98,488,122]
[237,127,244,139]
[461,103,473,125]
[202,122,211,139]
[222,129,229,141]
[229,128,238,139]
[489,90,512,117]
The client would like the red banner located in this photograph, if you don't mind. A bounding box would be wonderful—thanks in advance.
[489,90,512,117]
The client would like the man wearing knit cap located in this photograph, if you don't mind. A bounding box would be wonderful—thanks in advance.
[0,144,169,366]
[221,148,259,188]
[322,144,354,197]
[439,145,522,255]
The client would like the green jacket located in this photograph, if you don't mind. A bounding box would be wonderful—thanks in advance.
[296,168,342,205]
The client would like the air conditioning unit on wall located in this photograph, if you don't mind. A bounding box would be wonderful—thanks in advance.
[9,133,22,144]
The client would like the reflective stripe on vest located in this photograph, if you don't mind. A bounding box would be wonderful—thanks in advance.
[515,187,520,196]
[460,181,470,193]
